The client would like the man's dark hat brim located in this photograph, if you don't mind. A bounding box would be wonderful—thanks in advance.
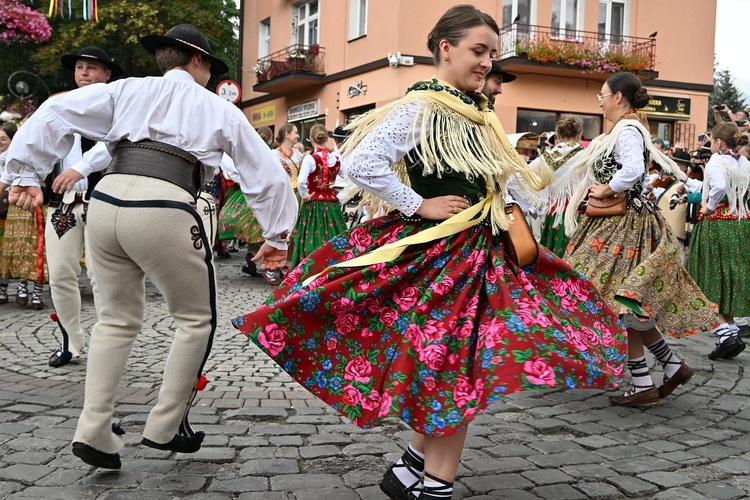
[60,46,124,78]
[330,126,351,139]
[140,24,229,75]
[672,150,692,163]
[488,60,517,83]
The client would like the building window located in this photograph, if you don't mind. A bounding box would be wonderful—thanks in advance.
[258,18,270,59]
[294,0,319,46]
[345,104,375,123]
[516,109,602,141]
[348,0,367,40]
[598,0,628,43]
[502,0,536,25]
[551,0,582,38]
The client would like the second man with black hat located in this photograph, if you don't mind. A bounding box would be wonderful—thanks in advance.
[46,46,123,367]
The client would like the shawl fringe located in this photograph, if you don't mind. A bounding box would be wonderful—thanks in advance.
[702,154,750,218]
[341,80,552,233]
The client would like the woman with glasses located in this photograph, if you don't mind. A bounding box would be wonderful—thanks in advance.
[555,72,719,408]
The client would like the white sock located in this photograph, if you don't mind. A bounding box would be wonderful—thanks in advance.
[714,323,734,342]
[392,444,424,494]
[628,356,653,392]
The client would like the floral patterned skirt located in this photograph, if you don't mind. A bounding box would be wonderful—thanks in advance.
[540,214,570,258]
[217,187,248,241]
[289,200,348,269]
[0,205,48,281]
[565,207,718,337]
[233,214,628,437]
[687,215,750,316]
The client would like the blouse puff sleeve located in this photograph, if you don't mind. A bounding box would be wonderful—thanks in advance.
[297,154,316,200]
[609,126,647,193]
[704,155,728,211]
[342,101,425,216]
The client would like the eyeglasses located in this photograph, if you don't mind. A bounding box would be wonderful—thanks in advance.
[597,92,613,103]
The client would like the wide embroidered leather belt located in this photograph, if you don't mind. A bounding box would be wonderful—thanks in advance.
[108,140,204,198]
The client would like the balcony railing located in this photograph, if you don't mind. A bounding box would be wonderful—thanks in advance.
[253,44,325,83]
[498,24,655,75]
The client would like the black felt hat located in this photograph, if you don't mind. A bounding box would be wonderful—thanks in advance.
[330,125,351,140]
[488,60,517,83]
[140,24,229,75]
[60,46,124,78]
[672,149,691,164]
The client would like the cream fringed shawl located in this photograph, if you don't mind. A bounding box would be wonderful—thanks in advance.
[702,154,750,218]
[553,118,688,236]
[341,78,553,234]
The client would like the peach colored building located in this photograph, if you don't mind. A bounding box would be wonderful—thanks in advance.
[238,0,716,149]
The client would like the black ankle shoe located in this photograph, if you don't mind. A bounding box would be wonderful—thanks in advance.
[142,431,205,453]
[380,466,420,500]
[48,348,75,368]
[709,337,746,360]
[72,442,121,469]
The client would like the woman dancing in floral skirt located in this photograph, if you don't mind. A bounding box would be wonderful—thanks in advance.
[234,5,628,499]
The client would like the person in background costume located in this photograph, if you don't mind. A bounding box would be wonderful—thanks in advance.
[561,72,719,408]
[43,46,122,367]
[289,124,348,269]
[5,23,296,470]
[233,6,628,500]
[686,121,749,359]
[533,115,585,257]
[0,120,48,310]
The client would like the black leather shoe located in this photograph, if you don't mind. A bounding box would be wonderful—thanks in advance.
[709,337,746,360]
[216,251,231,259]
[48,348,74,368]
[142,431,205,453]
[15,294,28,306]
[379,465,420,500]
[737,325,750,339]
[72,442,121,469]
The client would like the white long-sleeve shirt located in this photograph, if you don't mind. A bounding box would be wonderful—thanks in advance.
[61,136,111,193]
[609,126,648,193]
[342,101,425,216]
[5,69,297,249]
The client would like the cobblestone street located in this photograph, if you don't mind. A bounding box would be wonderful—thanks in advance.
[0,259,749,499]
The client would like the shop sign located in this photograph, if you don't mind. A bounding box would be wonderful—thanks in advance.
[288,99,320,122]
[250,104,276,126]
[642,95,691,119]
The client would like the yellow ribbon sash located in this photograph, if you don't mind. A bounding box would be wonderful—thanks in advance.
[302,195,492,286]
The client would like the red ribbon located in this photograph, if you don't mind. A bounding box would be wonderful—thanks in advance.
[36,206,45,284]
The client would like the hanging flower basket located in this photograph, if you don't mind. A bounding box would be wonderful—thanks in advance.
[514,38,652,75]
[0,0,52,45]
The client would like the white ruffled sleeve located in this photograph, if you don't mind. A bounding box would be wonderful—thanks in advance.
[343,101,425,216]
[610,126,647,193]
[704,155,727,211]
[297,154,316,200]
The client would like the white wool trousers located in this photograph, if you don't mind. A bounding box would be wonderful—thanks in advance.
[73,174,216,454]
[45,198,99,357]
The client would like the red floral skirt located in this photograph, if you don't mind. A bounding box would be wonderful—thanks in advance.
[233,214,627,437]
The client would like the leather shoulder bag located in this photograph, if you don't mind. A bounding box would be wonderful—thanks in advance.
[500,203,539,267]
[585,193,627,217]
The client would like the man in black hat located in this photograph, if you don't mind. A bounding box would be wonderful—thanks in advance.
[481,60,517,104]
[45,46,123,368]
[5,24,297,469]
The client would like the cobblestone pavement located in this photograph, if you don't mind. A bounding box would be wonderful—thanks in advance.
[0,258,749,499]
